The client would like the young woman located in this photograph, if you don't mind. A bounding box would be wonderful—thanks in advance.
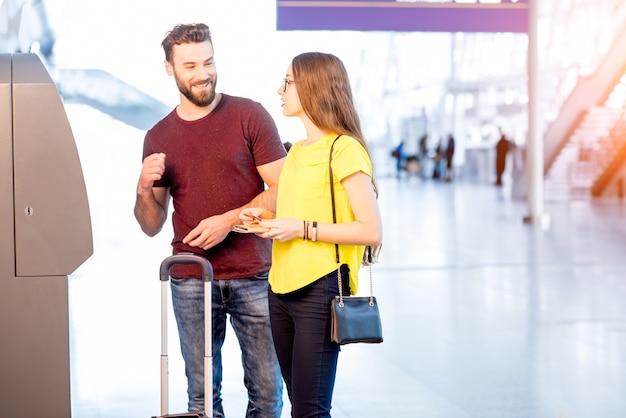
[240,52,383,417]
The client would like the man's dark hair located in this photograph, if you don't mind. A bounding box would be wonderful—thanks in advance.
[161,23,212,63]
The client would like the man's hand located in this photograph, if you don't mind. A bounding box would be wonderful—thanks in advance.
[137,152,166,195]
[183,213,233,250]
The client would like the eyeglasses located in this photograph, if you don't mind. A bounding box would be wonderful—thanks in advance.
[281,78,295,93]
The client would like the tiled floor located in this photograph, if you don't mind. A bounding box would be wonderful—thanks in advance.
[69,173,626,418]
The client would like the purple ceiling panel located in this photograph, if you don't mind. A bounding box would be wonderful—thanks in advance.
[276,0,529,33]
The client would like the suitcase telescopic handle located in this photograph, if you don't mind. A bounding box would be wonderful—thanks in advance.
[159,252,213,282]
[158,252,214,417]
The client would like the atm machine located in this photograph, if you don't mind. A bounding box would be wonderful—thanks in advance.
[0,53,93,417]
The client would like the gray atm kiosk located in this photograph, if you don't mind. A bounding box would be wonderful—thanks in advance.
[0,53,93,417]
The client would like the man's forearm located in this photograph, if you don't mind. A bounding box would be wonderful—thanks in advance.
[249,183,278,213]
[134,191,166,237]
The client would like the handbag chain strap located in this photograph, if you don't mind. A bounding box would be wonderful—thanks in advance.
[329,135,375,308]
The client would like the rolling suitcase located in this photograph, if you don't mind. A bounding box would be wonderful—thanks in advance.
[152,253,214,418]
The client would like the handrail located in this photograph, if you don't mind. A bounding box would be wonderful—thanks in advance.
[543,25,626,174]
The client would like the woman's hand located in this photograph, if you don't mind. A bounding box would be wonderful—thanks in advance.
[258,218,303,242]
[239,208,275,224]
[239,210,304,241]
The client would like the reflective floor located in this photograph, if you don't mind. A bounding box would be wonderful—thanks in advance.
[69,171,626,418]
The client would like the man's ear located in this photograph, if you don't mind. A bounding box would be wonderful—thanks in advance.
[164,60,174,76]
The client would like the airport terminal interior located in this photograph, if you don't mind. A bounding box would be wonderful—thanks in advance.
[2,0,626,417]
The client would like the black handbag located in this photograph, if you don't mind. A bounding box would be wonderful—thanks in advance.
[330,250,383,345]
[327,135,383,345]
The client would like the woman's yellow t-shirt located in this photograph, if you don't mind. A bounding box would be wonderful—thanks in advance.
[269,133,373,295]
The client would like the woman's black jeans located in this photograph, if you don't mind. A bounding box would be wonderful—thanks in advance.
[268,268,349,418]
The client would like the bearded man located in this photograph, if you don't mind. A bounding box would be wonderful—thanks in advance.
[134,23,285,418]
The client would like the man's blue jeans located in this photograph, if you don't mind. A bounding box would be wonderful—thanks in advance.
[171,273,283,417]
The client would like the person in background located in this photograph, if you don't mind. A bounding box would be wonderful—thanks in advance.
[418,134,429,177]
[495,128,510,186]
[240,52,383,417]
[432,140,443,179]
[445,133,455,181]
[392,141,407,178]
[133,23,285,417]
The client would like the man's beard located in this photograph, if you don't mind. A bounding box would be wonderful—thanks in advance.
[176,75,217,107]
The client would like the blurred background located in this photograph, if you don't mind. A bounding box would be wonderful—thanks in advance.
[5,0,626,198]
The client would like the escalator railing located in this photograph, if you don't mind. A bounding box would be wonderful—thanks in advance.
[544,25,626,177]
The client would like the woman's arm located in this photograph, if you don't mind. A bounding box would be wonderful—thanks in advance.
[314,171,382,246]
[256,171,382,246]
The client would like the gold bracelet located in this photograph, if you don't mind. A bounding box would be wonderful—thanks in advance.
[311,221,318,242]
[303,220,307,241]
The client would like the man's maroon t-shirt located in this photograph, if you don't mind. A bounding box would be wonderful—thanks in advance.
[142,94,286,279]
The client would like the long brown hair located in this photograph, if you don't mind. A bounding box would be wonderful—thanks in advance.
[293,52,381,263]
[291,52,379,196]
